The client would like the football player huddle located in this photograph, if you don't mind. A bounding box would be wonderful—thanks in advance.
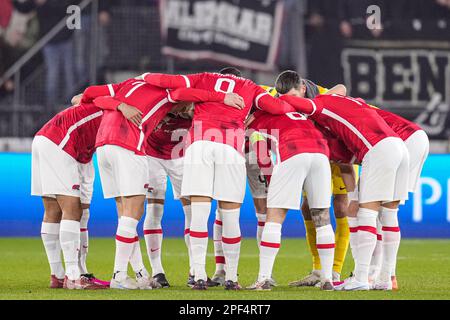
[31,67,429,291]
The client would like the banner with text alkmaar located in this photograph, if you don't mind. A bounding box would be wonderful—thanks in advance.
[160,0,284,71]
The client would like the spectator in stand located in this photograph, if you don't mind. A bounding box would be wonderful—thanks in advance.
[306,0,341,29]
[337,0,384,39]
[35,0,76,108]
[438,0,450,8]
[414,0,450,36]
[0,0,38,96]
[278,0,307,75]
[74,0,114,87]
[0,0,14,95]
[379,0,415,37]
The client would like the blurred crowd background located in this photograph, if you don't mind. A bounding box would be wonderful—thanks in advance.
[1,0,450,151]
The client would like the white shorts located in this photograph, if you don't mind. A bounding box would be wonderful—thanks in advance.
[181,141,247,203]
[147,156,184,200]
[40,162,95,204]
[96,145,149,199]
[359,137,410,204]
[404,130,429,193]
[347,189,359,203]
[79,161,95,204]
[267,153,332,210]
[31,136,81,198]
[245,151,267,199]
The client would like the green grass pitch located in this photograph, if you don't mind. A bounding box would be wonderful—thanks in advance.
[0,238,449,300]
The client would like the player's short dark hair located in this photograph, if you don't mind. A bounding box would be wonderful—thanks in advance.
[275,70,302,94]
[219,67,242,77]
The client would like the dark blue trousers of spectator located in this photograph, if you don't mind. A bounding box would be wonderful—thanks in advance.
[43,38,76,107]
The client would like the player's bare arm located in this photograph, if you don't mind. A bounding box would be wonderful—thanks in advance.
[71,93,83,105]
[245,113,256,127]
[117,102,143,127]
[337,163,357,192]
[223,92,245,109]
[93,96,143,127]
[323,84,347,96]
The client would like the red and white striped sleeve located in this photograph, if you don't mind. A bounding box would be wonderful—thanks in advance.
[81,83,121,103]
[144,73,203,89]
[252,86,295,115]
[167,88,225,104]
[279,95,320,116]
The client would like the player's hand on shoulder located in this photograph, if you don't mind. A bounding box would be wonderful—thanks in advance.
[224,93,245,110]
[118,103,143,127]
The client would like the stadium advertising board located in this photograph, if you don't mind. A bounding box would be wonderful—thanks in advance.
[160,0,284,71]
[1,153,450,238]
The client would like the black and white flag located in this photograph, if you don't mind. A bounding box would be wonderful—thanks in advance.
[160,0,284,71]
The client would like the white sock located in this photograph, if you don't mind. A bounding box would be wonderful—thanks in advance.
[130,234,147,275]
[78,209,89,274]
[369,217,383,280]
[114,216,139,280]
[316,224,335,281]
[354,208,378,283]
[221,208,241,282]
[391,260,397,277]
[41,222,64,279]
[190,202,211,281]
[116,217,146,275]
[143,203,165,276]
[258,222,281,282]
[213,209,225,273]
[59,219,81,281]
[183,205,194,275]
[256,212,266,248]
[379,207,400,282]
[348,216,359,265]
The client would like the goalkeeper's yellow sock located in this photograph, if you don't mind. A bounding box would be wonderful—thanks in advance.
[304,220,321,271]
[333,217,350,274]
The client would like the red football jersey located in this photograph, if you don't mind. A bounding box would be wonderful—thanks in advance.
[145,113,192,160]
[317,125,356,164]
[374,108,422,141]
[35,83,121,163]
[95,79,226,155]
[144,72,296,152]
[36,103,104,164]
[280,94,399,163]
[248,110,329,164]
